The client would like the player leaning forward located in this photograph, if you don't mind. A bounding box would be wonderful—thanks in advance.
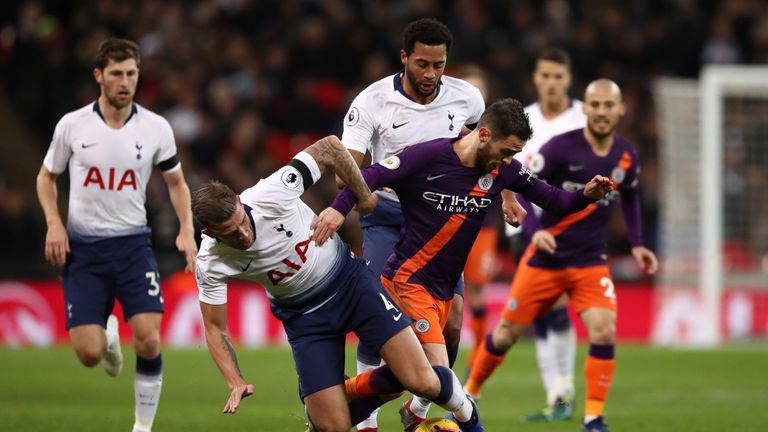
[192,135,483,432]
[36,39,197,432]
[315,98,614,430]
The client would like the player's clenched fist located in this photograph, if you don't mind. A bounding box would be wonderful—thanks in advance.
[583,175,614,200]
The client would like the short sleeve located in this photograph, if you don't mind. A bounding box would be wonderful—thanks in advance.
[42,119,72,174]
[243,151,321,217]
[195,256,229,305]
[153,118,180,172]
[466,85,485,125]
[341,93,378,155]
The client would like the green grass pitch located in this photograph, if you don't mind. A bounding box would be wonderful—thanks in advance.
[1,342,766,431]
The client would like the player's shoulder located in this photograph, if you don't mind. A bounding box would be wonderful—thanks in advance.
[524,101,540,114]
[547,128,584,147]
[134,103,172,129]
[354,74,397,103]
[440,75,482,97]
[614,134,639,155]
[57,103,96,128]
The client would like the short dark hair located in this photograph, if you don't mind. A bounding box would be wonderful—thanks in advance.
[95,38,141,70]
[402,18,453,55]
[536,47,571,70]
[191,181,238,229]
[478,98,533,142]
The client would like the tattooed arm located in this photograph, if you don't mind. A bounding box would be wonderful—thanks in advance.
[303,135,373,208]
[200,301,254,413]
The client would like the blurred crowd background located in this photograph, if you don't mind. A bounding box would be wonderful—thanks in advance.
[1,0,767,279]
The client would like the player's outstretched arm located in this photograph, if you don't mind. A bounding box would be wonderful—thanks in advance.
[303,135,373,205]
[335,148,366,189]
[200,302,254,414]
[36,165,69,267]
[163,168,197,272]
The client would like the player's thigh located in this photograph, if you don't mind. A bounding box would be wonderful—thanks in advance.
[68,324,107,358]
[62,247,115,330]
[290,333,348,399]
[566,266,617,316]
[464,226,498,286]
[346,266,412,358]
[114,239,164,320]
[443,293,463,344]
[379,327,438,395]
[304,384,351,432]
[501,263,567,325]
[552,292,569,309]
[381,277,451,345]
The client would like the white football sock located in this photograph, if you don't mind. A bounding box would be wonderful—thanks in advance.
[535,336,557,405]
[133,372,162,432]
[409,395,432,418]
[551,327,576,399]
[355,358,380,430]
[434,369,473,422]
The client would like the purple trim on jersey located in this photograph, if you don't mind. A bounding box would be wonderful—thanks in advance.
[525,129,644,269]
[392,71,442,102]
[332,138,593,300]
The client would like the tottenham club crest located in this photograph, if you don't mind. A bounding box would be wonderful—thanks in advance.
[415,319,431,333]
[346,107,360,127]
[281,167,301,188]
[478,173,494,191]
[381,155,401,170]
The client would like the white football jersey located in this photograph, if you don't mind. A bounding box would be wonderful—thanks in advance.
[196,152,345,306]
[507,100,586,237]
[514,100,586,166]
[342,73,484,164]
[43,102,179,242]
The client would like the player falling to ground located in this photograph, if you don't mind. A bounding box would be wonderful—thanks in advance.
[339,18,525,432]
[453,65,501,370]
[315,98,614,431]
[505,47,588,422]
[36,38,197,432]
[464,80,658,432]
[192,136,483,432]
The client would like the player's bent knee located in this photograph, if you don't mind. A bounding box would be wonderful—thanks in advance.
[74,345,104,367]
[134,333,161,358]
[311,414,351,432]
[588,323,616,345]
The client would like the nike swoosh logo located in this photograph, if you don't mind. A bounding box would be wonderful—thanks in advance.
[427,174,446,181]
[240,258,254,272]
[392,122,409,129]
[568,164,584,171]
[81,143,99,149]
[393,312,402,321]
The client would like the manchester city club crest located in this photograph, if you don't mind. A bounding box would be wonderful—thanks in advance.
[478,173,494,191]
[415,319,431,333]
[506,298,518,311]
[611,166,626,184]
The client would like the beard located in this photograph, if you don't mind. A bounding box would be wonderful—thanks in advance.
[405,68,436,98]
[587,118,617,139]
[105,91,133,110]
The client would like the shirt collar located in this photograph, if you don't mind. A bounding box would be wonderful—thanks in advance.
[92,101,138,126]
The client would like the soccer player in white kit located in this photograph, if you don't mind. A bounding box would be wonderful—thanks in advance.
[192,136,483,432]
[36,39,197,432]
[506,48,587,422]
[340,18,525,432]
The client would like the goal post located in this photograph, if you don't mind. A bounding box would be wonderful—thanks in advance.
[653,65,768,346]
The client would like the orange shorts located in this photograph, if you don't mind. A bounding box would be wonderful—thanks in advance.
[464,226,498,285]
[381,276,452,345]
[501,257,617,325]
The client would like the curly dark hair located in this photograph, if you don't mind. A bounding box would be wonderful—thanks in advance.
[401,18,453,55]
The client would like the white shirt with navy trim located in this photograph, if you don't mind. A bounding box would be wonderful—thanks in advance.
[43,102,179,242]
[196,152,343,306]
[342,73,485,165]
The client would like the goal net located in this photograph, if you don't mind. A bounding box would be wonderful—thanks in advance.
[652,66,768,346]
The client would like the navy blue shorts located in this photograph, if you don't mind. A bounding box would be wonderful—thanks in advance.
[62,234,163,329]
[270,251,410,398]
